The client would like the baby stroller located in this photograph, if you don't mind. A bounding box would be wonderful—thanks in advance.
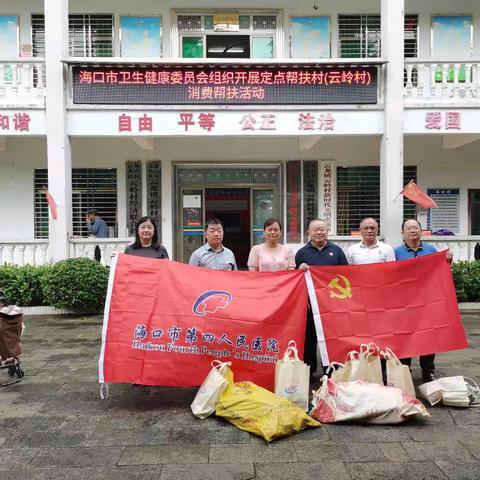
[0,290,24,386]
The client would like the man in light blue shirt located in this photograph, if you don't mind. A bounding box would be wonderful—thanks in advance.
[189,218,237,270]
[394,218,453,382]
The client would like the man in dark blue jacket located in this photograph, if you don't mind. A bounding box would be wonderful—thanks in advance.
[295,219,348,380]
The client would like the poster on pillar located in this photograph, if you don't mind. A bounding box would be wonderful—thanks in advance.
[319,160,336,234]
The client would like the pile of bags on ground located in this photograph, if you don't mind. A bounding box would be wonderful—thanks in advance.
[190,341,442,441]
[311,344,428,424]
[190,351,320,442]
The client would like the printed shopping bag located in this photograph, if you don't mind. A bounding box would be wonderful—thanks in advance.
[383,347,415,397]
[191,360,232,419]
[274,340,310,410]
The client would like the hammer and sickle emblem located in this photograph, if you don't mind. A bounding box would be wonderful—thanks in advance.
[328,274,352,299]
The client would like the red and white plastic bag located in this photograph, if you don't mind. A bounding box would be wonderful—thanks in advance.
[310,377,429,424]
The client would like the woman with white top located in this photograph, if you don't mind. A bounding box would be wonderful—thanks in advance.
[247,218,295,272]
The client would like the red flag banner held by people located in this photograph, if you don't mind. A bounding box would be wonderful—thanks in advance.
[400,180,438,209]
[307,251,467,364]
[42,187,58,220]
[99,254,308,390]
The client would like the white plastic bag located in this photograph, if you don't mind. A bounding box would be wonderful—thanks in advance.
[191,360,232,419]
[274,340,310,411]
[310,377,429,424]
[383,347,416,397]
[419,376,480,408]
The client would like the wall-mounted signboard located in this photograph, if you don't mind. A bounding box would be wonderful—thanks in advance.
[72,64,378,105]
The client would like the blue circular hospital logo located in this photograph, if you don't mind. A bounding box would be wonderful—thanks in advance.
[192,290,233,317]
[285,385,297,394]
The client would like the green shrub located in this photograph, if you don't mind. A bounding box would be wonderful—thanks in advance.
[451,261,480,302]
[41,258,109,313]
[0,264,51,306]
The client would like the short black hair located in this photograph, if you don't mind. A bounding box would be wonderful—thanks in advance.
[401,218,422,231]
[205,218,224,230]
[87,208,99,216]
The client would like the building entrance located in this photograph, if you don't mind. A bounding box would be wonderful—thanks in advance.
[175,165,281,267]
[205,188,250,268]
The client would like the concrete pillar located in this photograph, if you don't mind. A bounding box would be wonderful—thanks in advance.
[160,154,173,258]
[380,0,405,247]
[45,0,72,261]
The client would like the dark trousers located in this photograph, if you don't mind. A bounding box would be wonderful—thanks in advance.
[400,354,435,375]
[94,245,101,262]
[304,308,318,375]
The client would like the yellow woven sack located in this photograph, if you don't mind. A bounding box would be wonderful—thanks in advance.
[215,370,321,442]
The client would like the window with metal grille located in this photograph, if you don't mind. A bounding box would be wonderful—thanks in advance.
[252,15,277,30]
[31,14,45,57]
[339,14,418,59]
[31,14,113,57]
[338,15,381,58]
[34,169,49,240]
[177,14,277,32]
[31,14,46,86]
[178,15,202,31]
[336,166,417,236]
[178,12,277,58]
[404,15,418,58]
[34,168,118,239]
[69,14,113,57]
[404,15,419,85]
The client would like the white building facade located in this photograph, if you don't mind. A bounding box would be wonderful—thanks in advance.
[1,0,479,268]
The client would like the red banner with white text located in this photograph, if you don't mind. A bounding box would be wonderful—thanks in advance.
[99,254,308,389]
[308,251,468,364]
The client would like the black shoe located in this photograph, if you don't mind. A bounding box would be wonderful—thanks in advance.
[422,372,436,383]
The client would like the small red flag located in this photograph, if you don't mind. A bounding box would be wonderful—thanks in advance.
[43,187,58,220]
[400,180,438,209]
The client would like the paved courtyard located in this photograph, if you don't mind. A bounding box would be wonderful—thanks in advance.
[0,313,479,480]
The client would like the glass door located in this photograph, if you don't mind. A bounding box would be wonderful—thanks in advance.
[180,189,204,263]
[175,165,281,262]
[251,188,278,246]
